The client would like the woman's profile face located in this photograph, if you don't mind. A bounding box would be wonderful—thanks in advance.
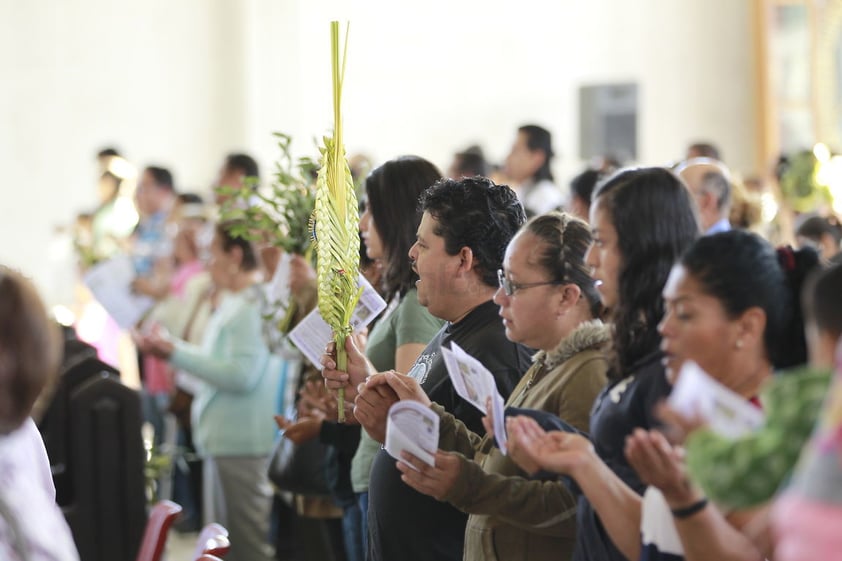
[207,233,235,289]
[586,201,622,310]
[658,264,744,386]
[360,203,384,261]
[493,231,564,350]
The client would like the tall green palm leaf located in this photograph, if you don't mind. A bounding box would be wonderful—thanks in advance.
[314,21,360,421]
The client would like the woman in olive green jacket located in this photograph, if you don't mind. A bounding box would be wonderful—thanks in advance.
[380,212,610,561]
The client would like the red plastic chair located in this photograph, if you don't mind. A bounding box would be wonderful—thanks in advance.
[193,522,230,560]
[134,500,183,561]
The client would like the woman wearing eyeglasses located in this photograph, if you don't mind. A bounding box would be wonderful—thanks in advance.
[506,168,699,561]
[378,211,610,561]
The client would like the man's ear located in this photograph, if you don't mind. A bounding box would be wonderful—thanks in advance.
[699,190,718,214]
[457,246,475,274]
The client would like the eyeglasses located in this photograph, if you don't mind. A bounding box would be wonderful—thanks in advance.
[497,269,563,296]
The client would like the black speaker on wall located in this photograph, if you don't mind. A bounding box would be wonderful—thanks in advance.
[579,83,638,162]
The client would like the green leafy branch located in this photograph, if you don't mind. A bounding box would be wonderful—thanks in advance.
[219,133,319,335]
[219,132,318,255]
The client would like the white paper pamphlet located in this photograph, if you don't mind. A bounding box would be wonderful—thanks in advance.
[83,255,155,329]
[668,360,765,438]
[268,251,292,310]
[260,253,302,358]
[385,400,440,470]
[489,389,508,454]
[441,342,509,453]
[287,274,388,369]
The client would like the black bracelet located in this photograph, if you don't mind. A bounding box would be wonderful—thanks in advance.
[671,497,708,519]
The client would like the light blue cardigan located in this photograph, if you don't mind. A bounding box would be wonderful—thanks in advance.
[169,287,281,457]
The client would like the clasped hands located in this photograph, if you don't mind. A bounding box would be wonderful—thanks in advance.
[320,335,431,441]
[132,324,175,359]
[319,336,464,500]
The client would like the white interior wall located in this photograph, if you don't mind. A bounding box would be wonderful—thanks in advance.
[1,0,756,303]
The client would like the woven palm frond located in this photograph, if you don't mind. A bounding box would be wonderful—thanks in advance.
[314,21,360,421]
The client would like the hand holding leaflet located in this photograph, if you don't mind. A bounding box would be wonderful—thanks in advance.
[442,342,509,453]
[441,343,497,412]
[668,360,765,438]
[385,401,439,470]
[288,274,387,369]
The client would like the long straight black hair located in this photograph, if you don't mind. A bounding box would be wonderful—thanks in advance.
[593,167,699,379]
[365,156,442,301]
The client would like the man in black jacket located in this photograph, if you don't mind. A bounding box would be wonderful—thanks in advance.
[324,176,533,561]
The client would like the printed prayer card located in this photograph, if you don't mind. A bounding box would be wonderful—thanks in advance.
[385,401,440,470]
[668,360,765,438]
[442,343,509,454]
[267,251,293,313]
[288,274,387,369]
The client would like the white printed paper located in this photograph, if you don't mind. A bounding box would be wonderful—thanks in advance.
[261,253,301,357]
[668,360,765,438]
[490,390,508,454]
[288,274,387,369]
[441,346,491,412]
[268,251,292,309]
[83,255,155,329]
[385,400,440,469]
[441,342,509,453]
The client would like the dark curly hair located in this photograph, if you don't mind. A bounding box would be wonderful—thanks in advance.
[419,176,526,288]
[681,231,819,370]
[593,167,699,379]
[366,156,442,301]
